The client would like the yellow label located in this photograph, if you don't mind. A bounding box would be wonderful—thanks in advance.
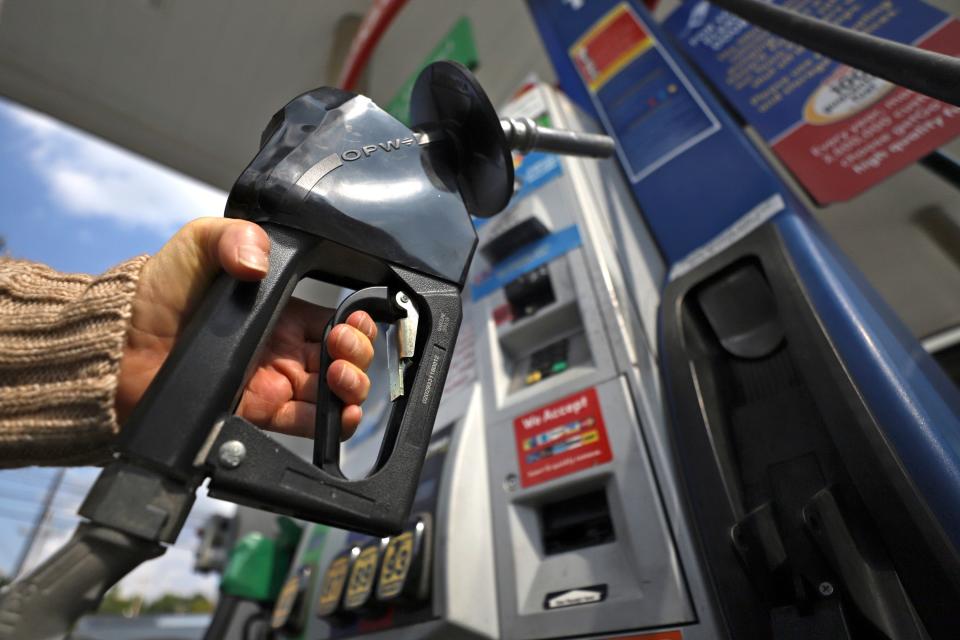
[316,556,349,616]
[378,532,414,599]
[344,546,379,610]
[271,575,301,629]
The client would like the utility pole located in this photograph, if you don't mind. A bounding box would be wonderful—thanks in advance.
[12,468,66,578]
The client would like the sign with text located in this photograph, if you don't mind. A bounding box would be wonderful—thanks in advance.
[513,387,613,487]
[570,2,720,182]
[665,0,960,203]
[384,16,478,124]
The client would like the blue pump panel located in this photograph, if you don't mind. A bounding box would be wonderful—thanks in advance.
[527,0,960,558]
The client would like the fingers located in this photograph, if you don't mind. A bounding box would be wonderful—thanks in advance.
[326,324,375,370]
[264,402,361,440]
[326,359,370,406]
[132,218,271,339]
[285,297,333,343]
[238,379,363,441]
[325,311,375,440]
[346,310,377,342]
[270,400,316,438]
[214,220,271,281]
[305,310,376,371]
[341,405,363,441]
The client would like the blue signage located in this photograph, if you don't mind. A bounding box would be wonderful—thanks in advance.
[527,0,786,265]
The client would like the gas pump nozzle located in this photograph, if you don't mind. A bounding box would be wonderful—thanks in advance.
[0,61,613,640]
[500,116,617,158]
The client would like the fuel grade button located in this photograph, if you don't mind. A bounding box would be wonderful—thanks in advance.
[376,515,432,603]
[271,565,312,631]
[315,552,352,617]
[377,532,413,600]
[343,543,381,612]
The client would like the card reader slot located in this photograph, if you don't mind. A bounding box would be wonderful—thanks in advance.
[540,489,615,555]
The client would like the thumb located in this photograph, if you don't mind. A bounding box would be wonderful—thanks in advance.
[132,217,270,338]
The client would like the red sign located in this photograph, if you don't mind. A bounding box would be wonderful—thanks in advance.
[513,388,613,487]
[772,20,960,202]
[607,631,682,640]
[570,4,653,92]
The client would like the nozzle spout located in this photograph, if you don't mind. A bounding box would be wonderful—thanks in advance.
[500,117,616,159]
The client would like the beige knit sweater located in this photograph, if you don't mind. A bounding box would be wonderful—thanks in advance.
[0,256,148,468]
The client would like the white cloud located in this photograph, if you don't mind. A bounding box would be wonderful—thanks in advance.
[3,101,226,235]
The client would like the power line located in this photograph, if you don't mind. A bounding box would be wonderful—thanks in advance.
[13,468,65,578]
[0,490,53,508]
[0,474,90,497]
[2,487,87,512]
[0,510,74,530]
[0,477,56,494]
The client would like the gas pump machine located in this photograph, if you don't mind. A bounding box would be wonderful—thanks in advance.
[263,0,960,638]
[266,80,723,640]
[3,0,960,637]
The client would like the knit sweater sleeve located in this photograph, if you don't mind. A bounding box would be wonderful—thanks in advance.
[0,255,149,468]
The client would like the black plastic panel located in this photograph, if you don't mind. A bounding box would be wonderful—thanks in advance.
[540,489,616,555]
[659,221,960,639]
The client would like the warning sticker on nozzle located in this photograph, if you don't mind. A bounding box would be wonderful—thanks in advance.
[513,387,612,487]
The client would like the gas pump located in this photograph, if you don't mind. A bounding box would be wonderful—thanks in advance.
[265,80,726,639]
[267,1,960,637]
[2,0,959,637]
[528,0,960,638]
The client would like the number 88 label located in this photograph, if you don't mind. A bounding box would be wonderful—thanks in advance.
[377,532,414,600]
[316,556,350,617]
[344,546,380,610]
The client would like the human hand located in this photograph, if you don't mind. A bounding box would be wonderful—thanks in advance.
[116,217,376,440]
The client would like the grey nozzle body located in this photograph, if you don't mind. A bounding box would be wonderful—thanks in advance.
[500,117,616,159]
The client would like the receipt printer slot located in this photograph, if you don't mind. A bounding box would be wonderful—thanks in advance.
[482,217,550,264]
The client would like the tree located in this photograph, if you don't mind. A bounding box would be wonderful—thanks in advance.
[97,588,214,616]
[98,587,136,616]
[143,593,214,614]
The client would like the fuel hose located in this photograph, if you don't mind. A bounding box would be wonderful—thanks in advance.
[707,0,960,107]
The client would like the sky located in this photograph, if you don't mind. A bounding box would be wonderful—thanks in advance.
[0,96,235,600]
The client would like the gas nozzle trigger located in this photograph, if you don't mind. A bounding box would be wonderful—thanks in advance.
[390,292,420,401]
[314,286,423,461]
